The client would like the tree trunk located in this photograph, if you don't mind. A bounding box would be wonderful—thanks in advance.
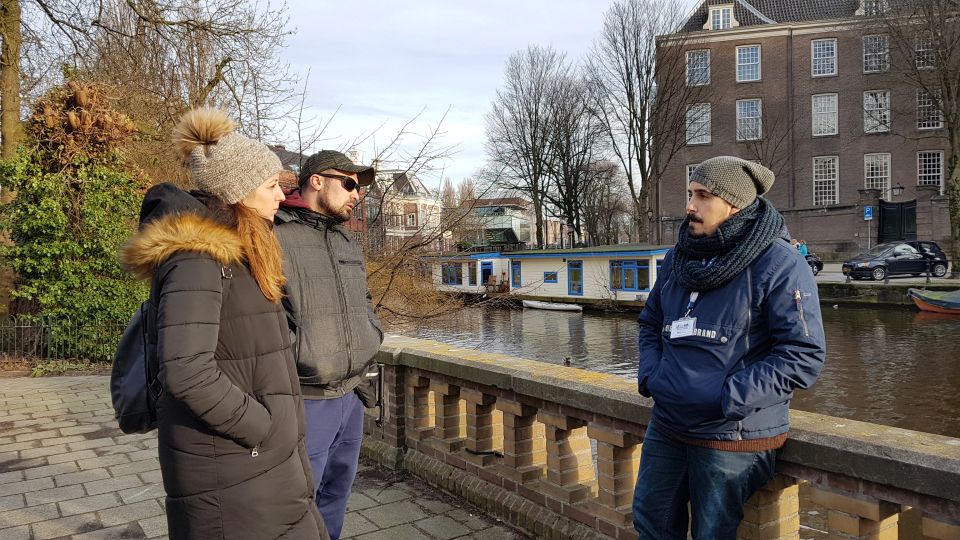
[0,0,22,160]
[532,196,545,249]
[632,197,646,245]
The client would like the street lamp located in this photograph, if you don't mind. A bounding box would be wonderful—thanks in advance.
[891,183,905,197]
[646,208,654,222]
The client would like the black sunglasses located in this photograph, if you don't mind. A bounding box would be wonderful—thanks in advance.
[319,174,360,193]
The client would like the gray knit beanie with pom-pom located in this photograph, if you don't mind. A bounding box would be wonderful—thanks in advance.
[171,108,282,204]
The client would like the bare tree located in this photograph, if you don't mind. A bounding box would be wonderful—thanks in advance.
[485,44,569,248]
[582,161,632,245]
[877,0,960,257]
[457,175,477,203]
[543,73,607,244]
[440,177,457,209]
[737,106,799,180]
[1,0,294,159]
[586,0,712,243]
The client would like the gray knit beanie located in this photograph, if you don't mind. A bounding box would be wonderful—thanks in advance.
[689,156,775,209]
[172,108,282,204]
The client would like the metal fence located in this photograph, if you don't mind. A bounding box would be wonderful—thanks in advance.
[0,317,126,362]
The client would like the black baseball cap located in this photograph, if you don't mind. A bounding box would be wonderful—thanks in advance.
[298,150,375,188]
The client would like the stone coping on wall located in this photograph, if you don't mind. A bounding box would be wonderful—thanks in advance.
[378,335,960,508]
[817,282,960,307]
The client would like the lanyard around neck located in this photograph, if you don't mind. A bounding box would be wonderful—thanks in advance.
[684,292,699,317]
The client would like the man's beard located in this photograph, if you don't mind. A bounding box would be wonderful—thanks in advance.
[686,214,707,238]
[318,196,351,223]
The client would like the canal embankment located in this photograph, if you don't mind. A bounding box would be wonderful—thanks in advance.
[485,281,960,310]
[816,281,958,307]
[498,259,960,309]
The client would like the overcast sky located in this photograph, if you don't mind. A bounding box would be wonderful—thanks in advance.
[283,0,697,188]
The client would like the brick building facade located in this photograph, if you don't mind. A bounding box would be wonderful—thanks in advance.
[656,0,952,257]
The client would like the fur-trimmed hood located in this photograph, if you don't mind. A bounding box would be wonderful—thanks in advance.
[122,211,245,280]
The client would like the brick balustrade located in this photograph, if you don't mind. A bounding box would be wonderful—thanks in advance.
[361,336,960,540]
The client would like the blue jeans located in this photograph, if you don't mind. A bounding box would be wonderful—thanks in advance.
[305,393,365,540]
[632,423,777,540]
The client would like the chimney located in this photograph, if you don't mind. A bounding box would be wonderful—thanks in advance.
[346,148,362,165]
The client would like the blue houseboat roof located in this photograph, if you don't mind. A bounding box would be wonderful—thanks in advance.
[501,244,670,259]
[424,244,671,261]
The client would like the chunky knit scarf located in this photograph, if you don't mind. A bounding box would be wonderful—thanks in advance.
[672,198,786,291]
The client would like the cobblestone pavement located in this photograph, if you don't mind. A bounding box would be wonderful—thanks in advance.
[0,376,527,540]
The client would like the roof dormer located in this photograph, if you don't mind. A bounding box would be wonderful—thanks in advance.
[856,0,888,17]
[703,3,739,30]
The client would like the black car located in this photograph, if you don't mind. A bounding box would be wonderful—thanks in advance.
[842,241,949,280]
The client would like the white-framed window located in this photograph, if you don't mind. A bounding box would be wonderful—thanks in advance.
[736,45,761,82]
[915,33,936,69]
[918,151,944,191]
[710,6,733,30]
[864,153,891,194]
[406,212,417,226]
[812,94,838,136]
[813,156,839,206]
[917,89,943,130]
[863,35,889,73]
[862,0,888,16]
[736,99,762,141]
[811,39,837,77]
[686,50,710,86]
[686,103,711,145]
[863,90,890,133]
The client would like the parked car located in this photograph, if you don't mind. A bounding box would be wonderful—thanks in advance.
[805,254,823,276]
[841,241,949,280]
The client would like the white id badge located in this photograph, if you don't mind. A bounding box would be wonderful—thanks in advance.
[670,317,697,339]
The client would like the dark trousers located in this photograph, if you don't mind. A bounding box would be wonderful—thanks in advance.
[632,423,777,540]
[304,392,364,540]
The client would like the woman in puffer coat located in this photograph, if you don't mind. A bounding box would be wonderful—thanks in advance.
[122,108,328,539]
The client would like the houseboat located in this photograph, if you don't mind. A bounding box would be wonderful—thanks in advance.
[428,244,670,308]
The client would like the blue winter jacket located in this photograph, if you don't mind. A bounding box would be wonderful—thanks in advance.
[637,239,826,441]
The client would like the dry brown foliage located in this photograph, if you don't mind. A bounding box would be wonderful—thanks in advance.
[366,248,465,328]
[27,81,138,168]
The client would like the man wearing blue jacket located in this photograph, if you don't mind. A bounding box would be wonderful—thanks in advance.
[633,156,826,539]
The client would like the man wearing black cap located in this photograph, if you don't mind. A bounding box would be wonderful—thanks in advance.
[274,150,383,540]
[632,156,826,539]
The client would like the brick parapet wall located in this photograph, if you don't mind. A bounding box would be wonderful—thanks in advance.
[362,336,960,539]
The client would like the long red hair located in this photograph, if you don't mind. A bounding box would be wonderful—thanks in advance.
[233,203,285,303]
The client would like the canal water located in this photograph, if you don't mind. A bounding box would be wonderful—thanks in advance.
[386,305,960,439]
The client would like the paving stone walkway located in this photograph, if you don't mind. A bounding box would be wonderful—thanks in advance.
[0,375,528,539]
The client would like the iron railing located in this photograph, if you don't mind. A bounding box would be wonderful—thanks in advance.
[0,317,125,362]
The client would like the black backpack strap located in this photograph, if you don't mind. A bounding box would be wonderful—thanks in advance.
[145,272,162,399]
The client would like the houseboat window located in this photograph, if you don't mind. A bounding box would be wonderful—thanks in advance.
[568,261,583,296]
[468,262,477,286]
[442,262,463,285]
[610,260,651,291]
[543,271,558,284]
[511,261,522,288]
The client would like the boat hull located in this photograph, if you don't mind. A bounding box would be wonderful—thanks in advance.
[907,288,960,314]
[522,300,583,312]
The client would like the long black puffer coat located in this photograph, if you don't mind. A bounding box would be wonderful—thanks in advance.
[122,184,328,539]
